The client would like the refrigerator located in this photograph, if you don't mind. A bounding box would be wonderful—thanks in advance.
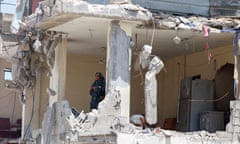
[177,78,214,132]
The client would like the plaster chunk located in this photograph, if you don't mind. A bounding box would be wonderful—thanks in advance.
[135,45,164,125]
[98,88,122,116]
[145,56,164,125]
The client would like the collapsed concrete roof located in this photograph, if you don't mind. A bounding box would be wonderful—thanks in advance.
[24,0,152,30]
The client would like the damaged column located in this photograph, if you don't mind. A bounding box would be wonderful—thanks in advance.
[102,20,132,120]
[48,37,67,106]
[41,37,67,144]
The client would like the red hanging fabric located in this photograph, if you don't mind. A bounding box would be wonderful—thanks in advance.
[202,26,212,61]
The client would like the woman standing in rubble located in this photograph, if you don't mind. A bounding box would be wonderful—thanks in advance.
[89,72,106,111]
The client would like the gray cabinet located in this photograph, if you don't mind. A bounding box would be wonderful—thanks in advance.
[177,78,214,132]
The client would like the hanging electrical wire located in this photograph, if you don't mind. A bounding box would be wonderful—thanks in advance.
[0,43,19,57]
[0,43,20,51]
[23,88,35,141]
[190,88,232,102]
[150,17,156,47]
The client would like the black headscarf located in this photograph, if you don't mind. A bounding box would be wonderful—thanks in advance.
[95,72,105,82]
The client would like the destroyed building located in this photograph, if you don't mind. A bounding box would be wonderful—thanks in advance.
[0,0,240,143]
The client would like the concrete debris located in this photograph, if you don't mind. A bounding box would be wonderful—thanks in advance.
[145,56,164,125]
[52,0,152,20]
[66,109,87,133]
[6,49,36,99]
[117,128,238,144]
[24,0,152,29]
[40,101,71,144]
[4,29,62,105]
[160,20,176,29]
[135,44,164,125]
[146,14,240,33]
[33,38,42,53]
[61,99,239,144]
[121,3,148,12]
[137,45,152,70]
[61,90,136,141]
[44,34,62,70]
[98,88,122,116]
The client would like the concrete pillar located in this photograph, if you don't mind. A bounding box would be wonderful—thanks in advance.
[49,38,67,106]
[41,38,67,144]
[21,74,41,139]
[106,20,132,119]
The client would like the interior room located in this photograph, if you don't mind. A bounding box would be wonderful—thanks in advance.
[52,17,235,131]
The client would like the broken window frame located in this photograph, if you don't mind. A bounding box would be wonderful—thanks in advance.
[3,68,12,81]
